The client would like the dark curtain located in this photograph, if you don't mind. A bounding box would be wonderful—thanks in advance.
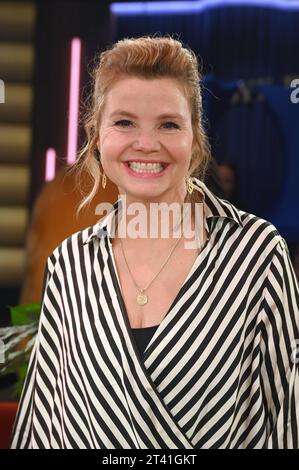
[113,5,299,79]
[111,3,299,242]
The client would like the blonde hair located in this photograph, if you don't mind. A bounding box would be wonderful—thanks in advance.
[74,35,211,211]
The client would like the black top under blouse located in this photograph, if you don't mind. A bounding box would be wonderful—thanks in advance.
[131,325,159,356]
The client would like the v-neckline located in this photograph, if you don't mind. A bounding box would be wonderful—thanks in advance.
[108,233,211,357]
[103,235,213,449]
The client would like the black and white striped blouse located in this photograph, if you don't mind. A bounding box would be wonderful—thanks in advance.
[11,178,299,449]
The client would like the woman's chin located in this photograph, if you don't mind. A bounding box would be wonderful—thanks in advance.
[124,191,165,204]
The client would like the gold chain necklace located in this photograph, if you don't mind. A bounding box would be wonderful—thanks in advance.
[119,206,188,306]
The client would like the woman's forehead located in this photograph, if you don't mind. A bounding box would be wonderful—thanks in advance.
[102,76,191,115]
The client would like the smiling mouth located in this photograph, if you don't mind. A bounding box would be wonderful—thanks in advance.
[125,161,168,173]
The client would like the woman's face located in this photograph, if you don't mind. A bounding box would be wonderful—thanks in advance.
[98,76,194,205]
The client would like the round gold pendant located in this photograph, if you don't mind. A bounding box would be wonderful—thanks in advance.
[137,292,148,305]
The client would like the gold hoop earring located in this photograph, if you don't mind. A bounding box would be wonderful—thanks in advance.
[102,172,107,189]
[186,177,194,195]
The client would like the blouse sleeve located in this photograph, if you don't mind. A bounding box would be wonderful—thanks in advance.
[260,238,299,448]
[11,248,60,449]
[10,329,41,448]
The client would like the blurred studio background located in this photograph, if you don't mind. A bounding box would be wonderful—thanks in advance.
[0,0,299,421]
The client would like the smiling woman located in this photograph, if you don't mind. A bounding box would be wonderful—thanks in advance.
[98,76,194,206]
[11,36,299,449]
[75,35,210,212]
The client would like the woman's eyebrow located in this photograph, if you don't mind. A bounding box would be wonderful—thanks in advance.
[109,110,186,120]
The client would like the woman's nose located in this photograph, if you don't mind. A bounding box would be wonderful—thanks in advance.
[132,129,161,152]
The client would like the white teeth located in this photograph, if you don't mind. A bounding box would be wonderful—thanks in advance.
[128,162,165,173]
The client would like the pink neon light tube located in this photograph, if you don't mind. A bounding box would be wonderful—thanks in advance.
[67,37,82,164]
[45,148,56,181]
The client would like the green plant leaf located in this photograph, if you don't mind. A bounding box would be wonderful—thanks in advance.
[0,303,41,398]
[9,304,40,326]
[14,365,28,398]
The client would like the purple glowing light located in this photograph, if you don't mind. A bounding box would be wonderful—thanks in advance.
[45,148,56,182]
[67,37,82,164]
[110,0,299,15]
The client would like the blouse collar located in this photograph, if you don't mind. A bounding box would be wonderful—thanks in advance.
[82,177,243,245]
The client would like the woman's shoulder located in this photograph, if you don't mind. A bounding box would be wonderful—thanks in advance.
[230,202,289,255]
[238,205,282,236]
[47,199,120,262]
[45,220,105,273]
[195,179,285,250]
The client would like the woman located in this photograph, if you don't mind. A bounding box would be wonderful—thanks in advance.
[11,36,299,449]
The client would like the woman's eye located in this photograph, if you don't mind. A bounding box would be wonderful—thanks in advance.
[162,121,179,129]
[113,120,179,129]
[114,119,133,127]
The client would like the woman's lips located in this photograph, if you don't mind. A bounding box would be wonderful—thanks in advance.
[123,162,169,178]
